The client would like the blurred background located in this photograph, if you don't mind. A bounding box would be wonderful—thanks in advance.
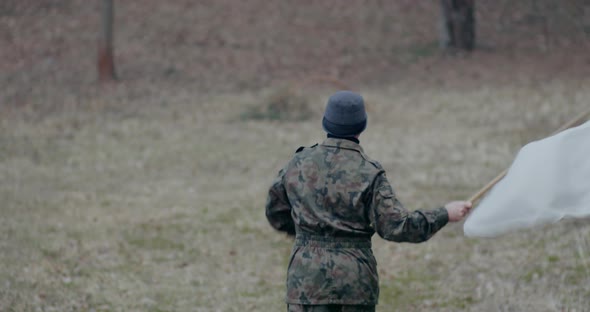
[1,1,589,311]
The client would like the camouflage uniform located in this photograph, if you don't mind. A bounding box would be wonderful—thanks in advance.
[266,138,449,307]
[288,304,375,312]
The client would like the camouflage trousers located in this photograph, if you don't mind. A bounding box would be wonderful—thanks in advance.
[286,234,378,305]
[287,304,376,312]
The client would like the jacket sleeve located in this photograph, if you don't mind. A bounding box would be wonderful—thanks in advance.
[265,166,296,235]
[369,172,448,243]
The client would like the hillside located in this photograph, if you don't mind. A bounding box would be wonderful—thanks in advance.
[1,0,589,112]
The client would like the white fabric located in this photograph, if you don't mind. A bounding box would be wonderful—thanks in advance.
[464,120,590,237]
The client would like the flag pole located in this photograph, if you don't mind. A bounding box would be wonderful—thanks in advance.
[468,109,590,204]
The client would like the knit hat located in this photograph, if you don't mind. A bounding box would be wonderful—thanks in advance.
[322,91,367,137]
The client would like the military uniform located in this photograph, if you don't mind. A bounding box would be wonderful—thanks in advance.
[266,138,449,309]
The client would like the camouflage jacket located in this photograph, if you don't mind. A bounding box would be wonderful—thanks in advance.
[265,138,449,305]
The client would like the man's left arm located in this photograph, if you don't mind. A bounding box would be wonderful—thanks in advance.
[369,172,449,243]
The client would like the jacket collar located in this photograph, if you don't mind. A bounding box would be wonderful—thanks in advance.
[321,137,364,153]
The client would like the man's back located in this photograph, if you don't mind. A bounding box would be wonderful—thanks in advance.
[284,138,382,238]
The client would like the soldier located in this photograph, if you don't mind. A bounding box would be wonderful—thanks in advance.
[266,91,472,312]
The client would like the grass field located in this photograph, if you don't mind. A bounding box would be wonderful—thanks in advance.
[1,78,589,311]
[2,1,590,310]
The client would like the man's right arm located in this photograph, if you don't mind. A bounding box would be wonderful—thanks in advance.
[265,167,296,235]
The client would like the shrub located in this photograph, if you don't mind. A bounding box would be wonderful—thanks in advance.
[241,86,312,121]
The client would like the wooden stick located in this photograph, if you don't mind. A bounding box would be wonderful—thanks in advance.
[468,109,590,204]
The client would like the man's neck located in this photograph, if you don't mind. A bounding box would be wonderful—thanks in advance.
[327,134,360,144]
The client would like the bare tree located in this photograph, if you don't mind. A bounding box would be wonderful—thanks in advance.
[98,0,117,82]
[440,0,476,51]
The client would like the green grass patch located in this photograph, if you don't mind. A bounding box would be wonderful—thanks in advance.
[438,296,477,309]
[379,268,437,308]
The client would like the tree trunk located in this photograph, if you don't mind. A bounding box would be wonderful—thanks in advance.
[439,0,476,51]
[98,0,117,82]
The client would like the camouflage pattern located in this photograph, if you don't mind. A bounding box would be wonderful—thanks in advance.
[266,138,449,305]
[288,303,375,312]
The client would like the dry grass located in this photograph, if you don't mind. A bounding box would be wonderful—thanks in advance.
[2,1,590,311]
[1,78,590,311]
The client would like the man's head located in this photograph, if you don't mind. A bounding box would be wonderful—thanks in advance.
[322,91,367,137]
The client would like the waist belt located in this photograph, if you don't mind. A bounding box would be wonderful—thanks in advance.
[294,234,371,248]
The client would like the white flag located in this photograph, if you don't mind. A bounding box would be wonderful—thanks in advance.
[464,120,590,237]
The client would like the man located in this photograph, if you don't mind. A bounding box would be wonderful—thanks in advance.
[266,91,472,312]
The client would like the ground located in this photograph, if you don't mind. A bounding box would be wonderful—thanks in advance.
[1,1,590,311]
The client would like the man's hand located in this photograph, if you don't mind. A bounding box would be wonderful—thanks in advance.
[445,201,472,222]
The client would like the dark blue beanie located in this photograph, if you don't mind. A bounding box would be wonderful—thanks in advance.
[322,91,367,137]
